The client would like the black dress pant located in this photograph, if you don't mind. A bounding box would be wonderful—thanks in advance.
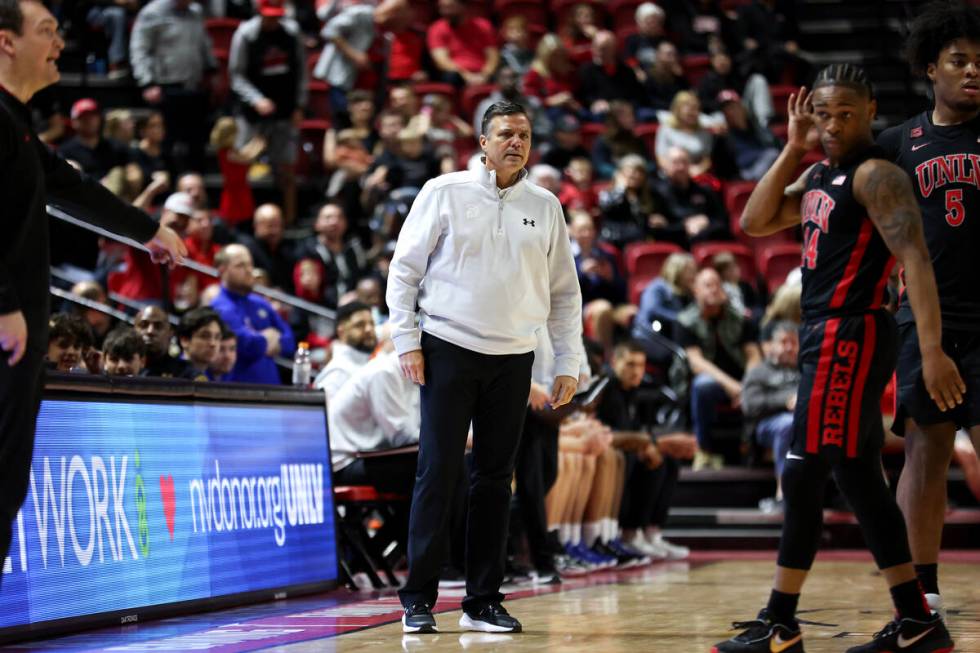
[513,409,559,569]
[619,453,679,530]
[398,334,533,613]
[0,345,46,589]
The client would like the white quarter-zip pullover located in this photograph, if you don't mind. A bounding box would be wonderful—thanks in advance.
[386,165,583,378]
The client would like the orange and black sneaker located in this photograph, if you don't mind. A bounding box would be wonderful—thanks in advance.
[844,614,953,652]
[712,609,804,653]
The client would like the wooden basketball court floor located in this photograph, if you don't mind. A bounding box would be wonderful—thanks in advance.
[4,551,979,652]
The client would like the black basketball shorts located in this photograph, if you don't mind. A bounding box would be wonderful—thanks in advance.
[792,311,898,461]
[893,321,980,435]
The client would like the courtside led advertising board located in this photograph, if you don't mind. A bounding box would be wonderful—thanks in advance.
[0,395,337,640]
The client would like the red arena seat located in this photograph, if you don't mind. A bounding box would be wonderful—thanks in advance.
[758,242,802,293]
[625,241,684,278]
[692,241,756,281]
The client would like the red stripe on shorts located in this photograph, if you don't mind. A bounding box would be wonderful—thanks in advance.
[847,314,877,458]
[807,318,840,454]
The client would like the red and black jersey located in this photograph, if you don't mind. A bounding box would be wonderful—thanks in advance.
[800,146,895,321]
[877,112,980,331]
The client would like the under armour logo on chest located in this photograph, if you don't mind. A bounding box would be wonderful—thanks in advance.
[523,218,535,227]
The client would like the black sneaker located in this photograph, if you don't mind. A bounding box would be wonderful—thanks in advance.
[402,602,437,633]
[531,566,562,585]
[712,609,804,652]
[844,614,954,652]
[459,602,523,633]
[591,540,637,568]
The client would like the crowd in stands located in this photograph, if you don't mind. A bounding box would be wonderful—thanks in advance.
[40,0,872,580]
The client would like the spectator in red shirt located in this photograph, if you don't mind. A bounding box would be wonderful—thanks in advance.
[389,23,427,83]
[174,207,222,310]
[114,192,193,306]
[560,2,600,60]
[426,0,499,87]
[523,33,582,123]
[558,156,599,215]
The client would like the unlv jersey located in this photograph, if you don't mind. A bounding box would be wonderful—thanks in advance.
[800,146,896,321]
[877,112,980,331]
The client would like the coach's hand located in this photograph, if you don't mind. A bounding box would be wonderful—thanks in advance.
[145,225,188,269]
[529,382,550,410]
[550,375,577,408]
[0,310,27,367]
[922,347,965,412]
[400,350,425,385]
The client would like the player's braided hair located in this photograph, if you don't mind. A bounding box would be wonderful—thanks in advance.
[812,63,875,99]
[907,0,980,76]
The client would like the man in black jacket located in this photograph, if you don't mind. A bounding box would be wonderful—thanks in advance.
[0,0,185,588]
[577,30,648,122]
[652,147,731,247]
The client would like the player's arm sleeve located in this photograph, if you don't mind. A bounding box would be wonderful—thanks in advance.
[546,197,584,379]
[386,180,444,355]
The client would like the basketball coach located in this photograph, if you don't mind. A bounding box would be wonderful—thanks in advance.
[387,101,582,633]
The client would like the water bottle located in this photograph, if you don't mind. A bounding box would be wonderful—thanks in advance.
[292,341,312,387]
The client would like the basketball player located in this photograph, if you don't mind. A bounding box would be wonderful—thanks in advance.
[877,0,980,619]
[713,64,962,653]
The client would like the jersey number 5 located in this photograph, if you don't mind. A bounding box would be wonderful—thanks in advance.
[803,228,819,270]
[946,189,965,227]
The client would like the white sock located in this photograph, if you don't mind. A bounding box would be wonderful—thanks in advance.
[645,527,661,543]
[604,518,618,542]
[583,521,602,547]
[559,523,571,544]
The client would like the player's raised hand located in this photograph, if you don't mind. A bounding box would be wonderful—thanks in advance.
[922,347,966,412]
[787,86,815,151]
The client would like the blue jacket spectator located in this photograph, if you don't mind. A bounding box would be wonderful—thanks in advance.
[634,252,696,333]
[568,212,626,305]
[210,244,295,384]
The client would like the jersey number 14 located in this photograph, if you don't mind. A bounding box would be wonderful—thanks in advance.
[803,227,819,270]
